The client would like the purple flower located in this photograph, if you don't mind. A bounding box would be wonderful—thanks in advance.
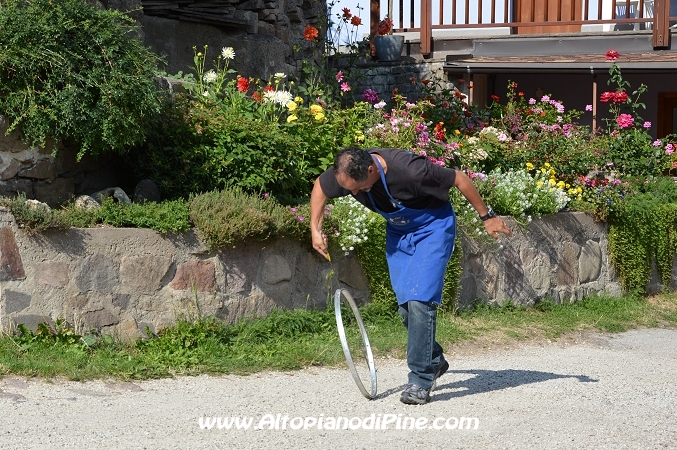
[362,89,379,103]
[290,207,297,212]
[528,98,536,105]
[297,216,305,221]
[653,139,662,147]
[643,121,651,129]
[263,193,269,198]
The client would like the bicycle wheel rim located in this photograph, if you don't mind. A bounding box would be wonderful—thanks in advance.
[334,288,377,399]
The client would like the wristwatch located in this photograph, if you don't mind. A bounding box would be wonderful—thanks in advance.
[479,206,496,221]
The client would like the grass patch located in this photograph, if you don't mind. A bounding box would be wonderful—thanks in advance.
[1,293,677,381]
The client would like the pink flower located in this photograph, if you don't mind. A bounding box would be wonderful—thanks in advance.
[667,143,675,155]
[643,121,651,129]
[616,113,634,129]
[541,95,550,102]
[335,71,344,83]
[340,82,351,92]
[585,104,593,111]
[528,98,536,105]
[653,140,662,147]
[290,207,297,212]
[297,216,305,221]
[606,49,619,61]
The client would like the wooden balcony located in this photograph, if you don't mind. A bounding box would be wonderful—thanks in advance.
[370,0,677,56]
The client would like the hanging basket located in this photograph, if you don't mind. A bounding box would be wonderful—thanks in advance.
[373,35,404,62]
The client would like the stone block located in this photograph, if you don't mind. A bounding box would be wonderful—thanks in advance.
[0,227,25,281]
[18,158,56,180]
[0,155,21,181]
[579,239,602,283]
[0,178,34,199]
[120,255,172,294]
[73,254,118,293]
[35,261,69,287]
[4,290,31,314]
[169,260,216,292]
[82,309,120,329]
[556,241,580,286]
[260,254,292,285]
[33,177,75,207]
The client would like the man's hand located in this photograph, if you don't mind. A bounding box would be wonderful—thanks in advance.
[483,216,512,240]
[310,178,331,260]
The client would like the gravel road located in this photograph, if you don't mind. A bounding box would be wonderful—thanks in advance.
[1,328,676,450]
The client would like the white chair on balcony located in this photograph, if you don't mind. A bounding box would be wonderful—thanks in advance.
[614,0,639,30]
[644,0,654,30]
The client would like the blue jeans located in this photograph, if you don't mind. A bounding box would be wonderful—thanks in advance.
[398,300,446,390]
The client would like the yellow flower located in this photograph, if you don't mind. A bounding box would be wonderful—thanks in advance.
[548,179,556,186]
[549,168,555,176]
[556,181,565,189]
[294,96,303,104]
[355,131,365,142]
[537,181,544,187]
[526,162,534,170]
[310,104,323,114]
[455,129,461,135]
[541,168,546,173]
[287,101,298,112]
[544,162,551,167]
[314,112,325,121]
[287,114,298,123]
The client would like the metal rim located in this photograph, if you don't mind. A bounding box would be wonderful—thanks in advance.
[334,288,377,399]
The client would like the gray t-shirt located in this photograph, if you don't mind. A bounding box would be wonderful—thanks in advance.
[318,149,457,213]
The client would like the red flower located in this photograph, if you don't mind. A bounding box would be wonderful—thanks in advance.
[377,17,393,36]
[606,49,619,61]
[304,25,319,41]
[263,84,275,92]
[613,91,628,103]
[491,94,500,102]
[350,16,362,26]
[518,91,524,97]
[434,122,445,140]
[236,76,249,93]
[453,89,465,99]
[252,92,262,102]
[600,91,614,103]
[342,8,352,19]
[421,79,431,85]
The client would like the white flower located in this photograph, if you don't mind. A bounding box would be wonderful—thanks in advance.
[273,90,293,107]
[263,90,276,103]
[221,47,235,60]
[203,70,217,83]
[374,101,387,109]
[202,91,209,97]
[274,72,286,80]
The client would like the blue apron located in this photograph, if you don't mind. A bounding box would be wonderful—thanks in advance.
[366,156,456,305]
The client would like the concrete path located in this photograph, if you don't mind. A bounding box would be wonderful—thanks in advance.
[1,328,676,449]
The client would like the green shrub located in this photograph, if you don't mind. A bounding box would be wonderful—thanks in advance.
[0,0,164,158]
[189,189,315,250]
[0,195,190,233]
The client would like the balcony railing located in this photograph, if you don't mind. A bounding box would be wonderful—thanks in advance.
[370,0,676,54]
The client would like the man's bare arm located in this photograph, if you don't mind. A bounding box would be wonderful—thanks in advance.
[310,178,330,259]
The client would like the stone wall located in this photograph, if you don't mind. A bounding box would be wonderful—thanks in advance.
[3,208,675,340]
[0,207,369,340]
[0,117,121,207]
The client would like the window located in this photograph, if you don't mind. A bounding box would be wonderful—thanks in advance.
[657,92,677,138]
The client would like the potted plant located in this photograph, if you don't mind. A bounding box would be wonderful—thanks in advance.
[373,15,404,61]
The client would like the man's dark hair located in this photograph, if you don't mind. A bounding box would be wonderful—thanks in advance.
[333,147,373,182]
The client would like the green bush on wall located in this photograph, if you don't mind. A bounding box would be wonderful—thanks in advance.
[0,0,164,158]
